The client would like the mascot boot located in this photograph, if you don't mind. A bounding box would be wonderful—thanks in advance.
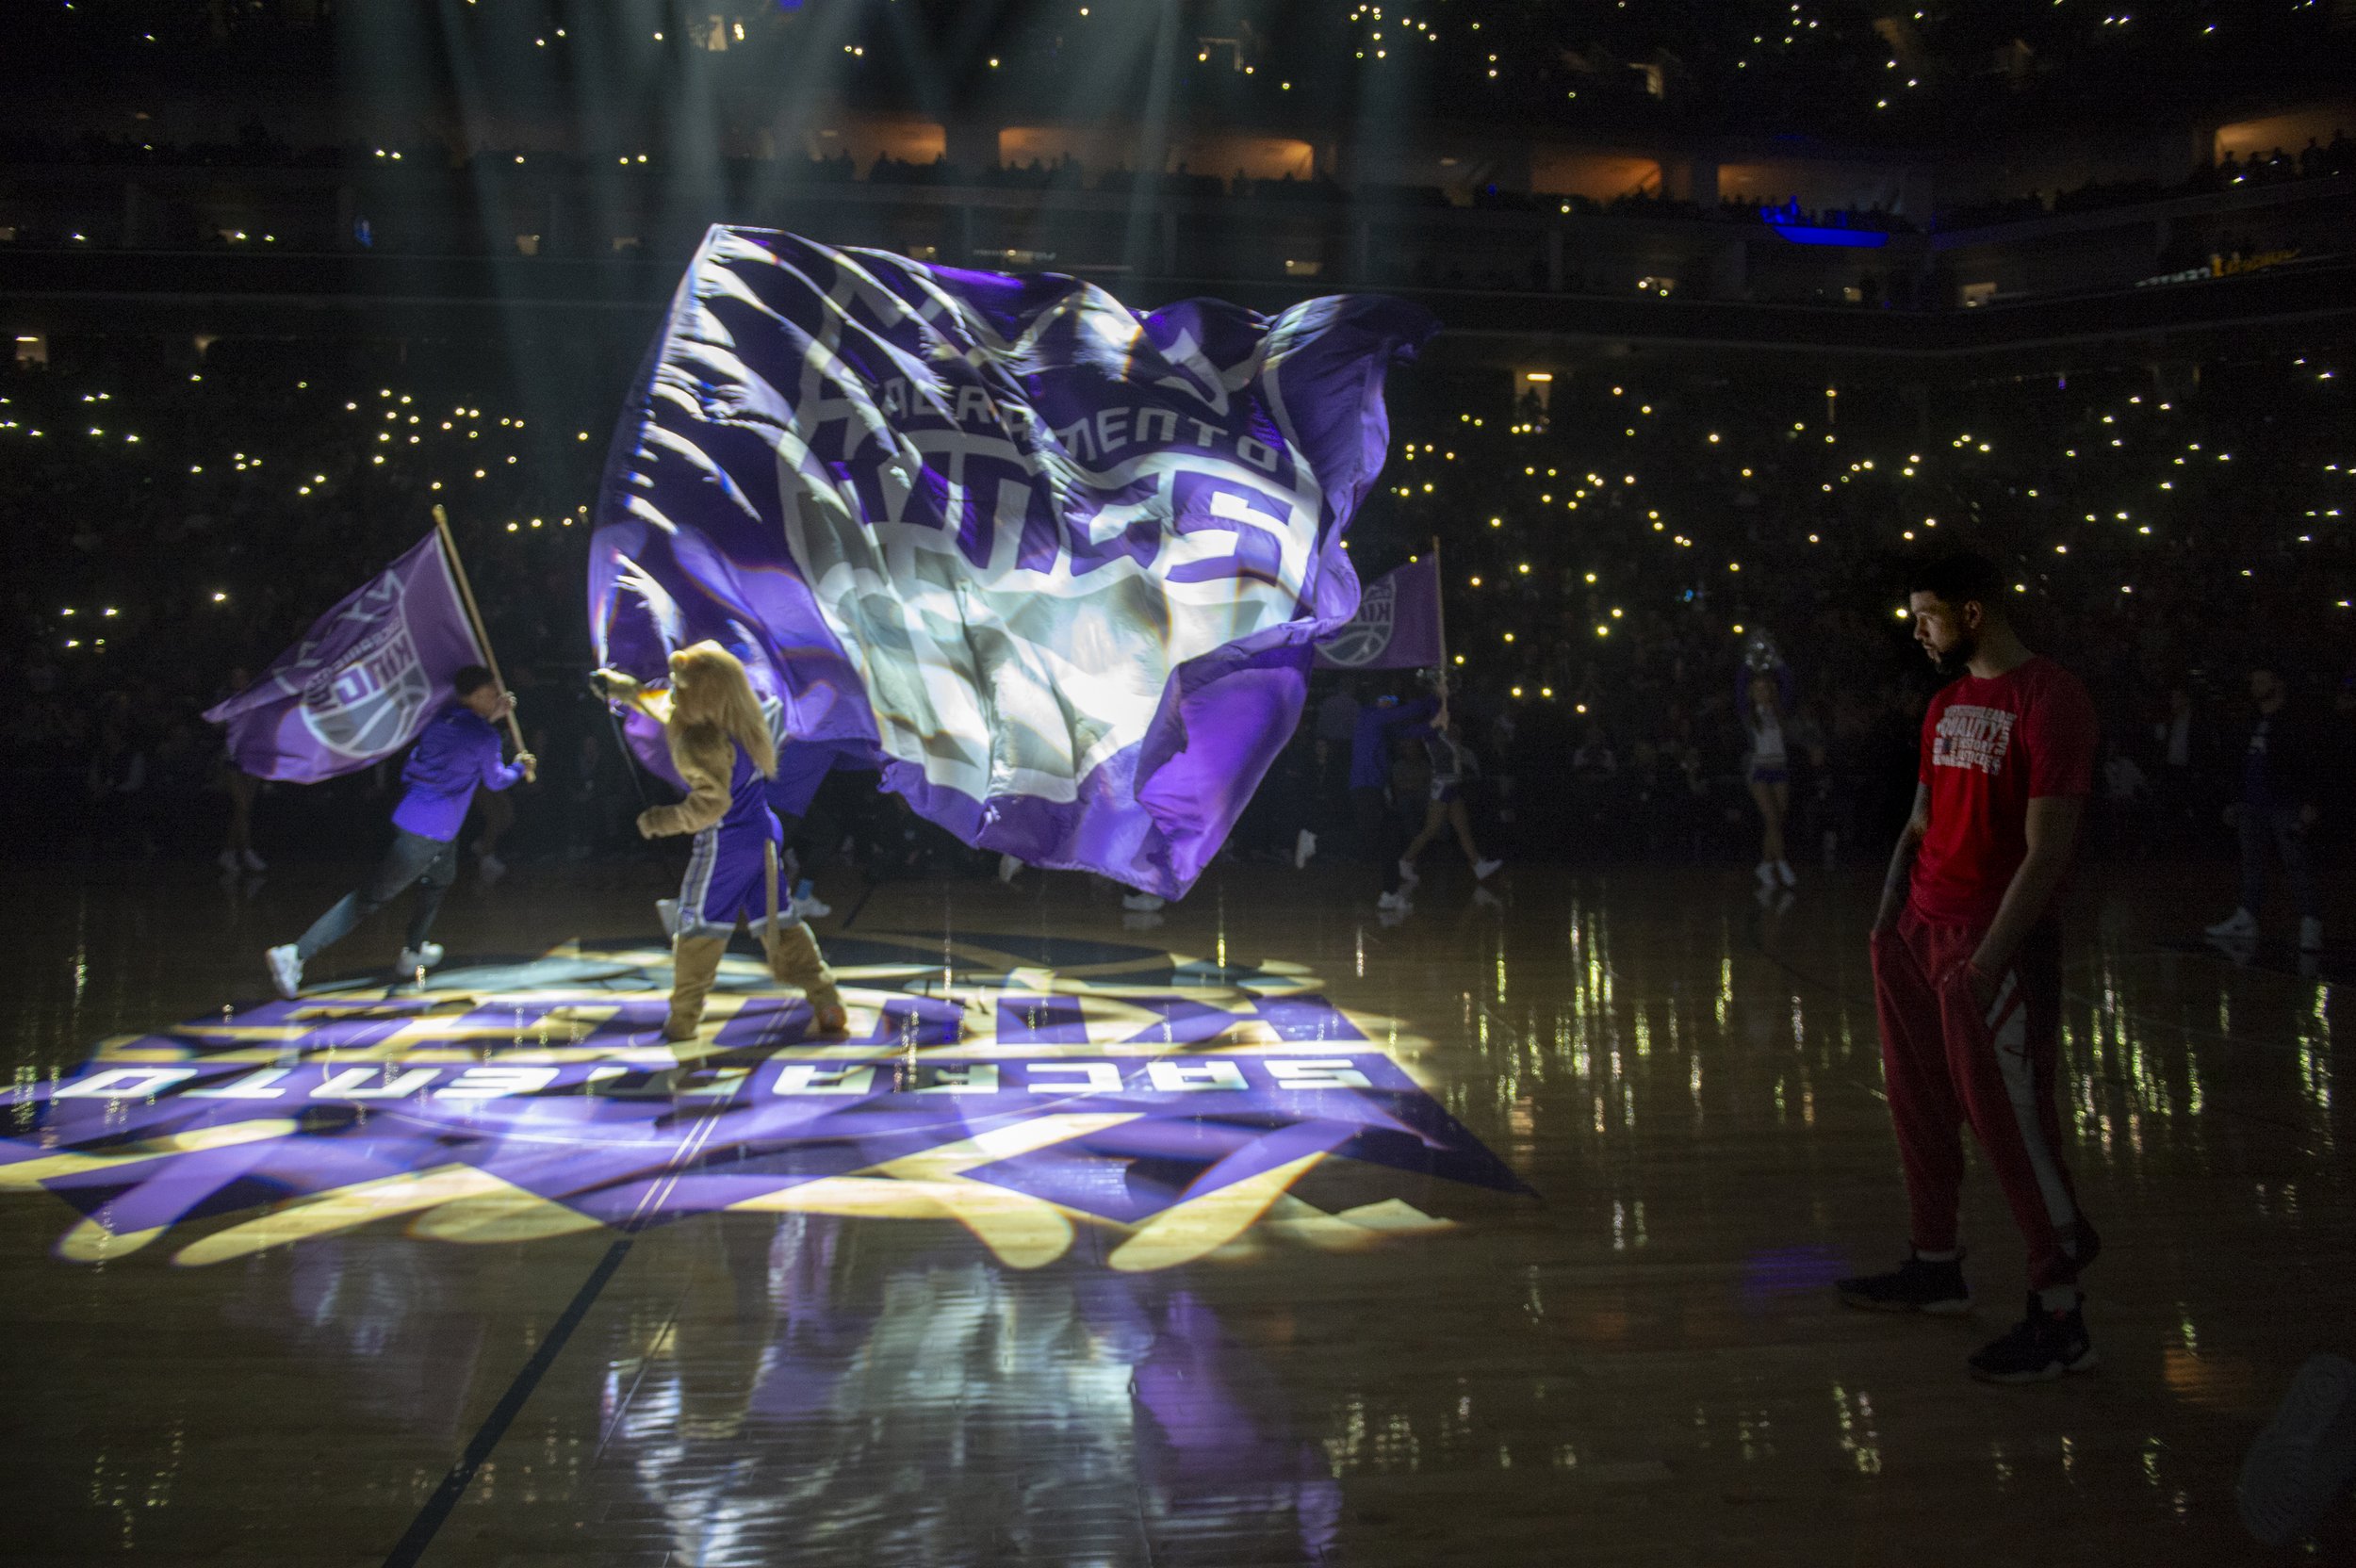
[763,921,848,1035]
[664,934,729,1043]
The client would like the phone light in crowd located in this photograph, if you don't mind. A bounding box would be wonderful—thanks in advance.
[212,593,227,603]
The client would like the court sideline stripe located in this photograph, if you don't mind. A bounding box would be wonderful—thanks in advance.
[378,1235,633,1568]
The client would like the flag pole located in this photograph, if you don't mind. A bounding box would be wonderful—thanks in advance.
[432,504,528,757]
[1431,533,1448,699]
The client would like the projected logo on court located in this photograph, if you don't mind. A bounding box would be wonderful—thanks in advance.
[0,933,1523,1272]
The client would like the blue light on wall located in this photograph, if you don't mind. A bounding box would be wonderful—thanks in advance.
[1762,210,1890,249]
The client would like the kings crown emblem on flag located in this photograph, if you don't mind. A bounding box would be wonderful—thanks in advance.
[298,597,433,760]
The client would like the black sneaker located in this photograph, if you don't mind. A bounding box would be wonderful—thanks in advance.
[1838,1250,1972,1314]
[1969,1293,2098,1382]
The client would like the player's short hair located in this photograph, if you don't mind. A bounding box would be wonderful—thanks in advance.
[1908,552,2005,615]
[451,664,498,697]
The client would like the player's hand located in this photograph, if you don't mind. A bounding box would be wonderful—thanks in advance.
[515,752,538,784]
[1953,959,1999,1015]
[635,809,661,840]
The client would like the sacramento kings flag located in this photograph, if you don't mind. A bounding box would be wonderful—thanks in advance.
[1313,557,1443,671]
[590,227,1433,897]
[205,532,485,782]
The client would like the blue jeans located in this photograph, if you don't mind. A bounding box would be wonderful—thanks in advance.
[296,829,459,960]
[2239,804,2317,920]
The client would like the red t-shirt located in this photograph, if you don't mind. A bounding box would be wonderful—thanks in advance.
[1909,655,2097,928]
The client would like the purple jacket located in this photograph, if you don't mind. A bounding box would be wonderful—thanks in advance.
[1349,696,1437,790]
[390,705,524,841]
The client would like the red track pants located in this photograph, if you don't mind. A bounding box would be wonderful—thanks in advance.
[1870,906,2099,1291]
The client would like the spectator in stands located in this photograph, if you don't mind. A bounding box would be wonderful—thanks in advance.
[1315,677,1361,825]
[2205,661,2326,951]
[2148,682,2210,851]
[1742,666,1799,891]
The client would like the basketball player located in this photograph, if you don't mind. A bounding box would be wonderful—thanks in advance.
[1838,553,2103,1382]
[265,666,534,997]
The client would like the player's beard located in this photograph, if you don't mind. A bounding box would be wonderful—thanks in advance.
[1928,631,1977,678]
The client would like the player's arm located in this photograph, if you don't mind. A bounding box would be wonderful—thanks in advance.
[1968,794,2084,979]
[1872,782,1930,934]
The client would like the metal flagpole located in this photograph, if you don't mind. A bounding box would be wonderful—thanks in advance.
[1431,533,1448,695]
[431,504,528,757]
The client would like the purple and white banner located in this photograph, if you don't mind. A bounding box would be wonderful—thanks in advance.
[589,228,1432,897]
[1312,557,1443,671]
[205,532,484,782]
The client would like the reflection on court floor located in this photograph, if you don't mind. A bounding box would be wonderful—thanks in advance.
[0,932,1527,1272]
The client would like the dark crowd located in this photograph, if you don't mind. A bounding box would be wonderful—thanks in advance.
[5,334,2352,914]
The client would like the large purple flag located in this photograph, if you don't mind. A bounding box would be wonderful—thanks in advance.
[1312,557,1443,670]
[205,532,484,782]
[589,227,1433,897]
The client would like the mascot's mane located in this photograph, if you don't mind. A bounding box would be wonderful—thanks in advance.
[666,641,777,780]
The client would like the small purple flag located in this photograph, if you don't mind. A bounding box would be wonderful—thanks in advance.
[1313,557,1443,670]
[204,532,484,782]
[589,228,1433,898]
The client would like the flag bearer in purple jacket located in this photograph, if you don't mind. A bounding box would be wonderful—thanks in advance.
[597,642,846,1042]
[265,665,535,998]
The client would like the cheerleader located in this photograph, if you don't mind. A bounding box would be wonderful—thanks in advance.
[597,644,846,1041]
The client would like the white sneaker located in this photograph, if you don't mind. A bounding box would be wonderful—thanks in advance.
[1473,857,1503,881]
[2300,917,2324,953]
[997,853,1023,884]
[477,851,508,886]
[1294,828,1317,870]
[656,898,679,938]
[1397,858,1420,888]
[2205,907,2258,939]
[2238,1352,2356,1546]
[1121,891,1166,912]
[1377,890,1411,912]
[396,942,445,973]
[240,848,268,873]
[1756,861,1778,890]
[792,893,833,921]
[266,944,303,1000]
